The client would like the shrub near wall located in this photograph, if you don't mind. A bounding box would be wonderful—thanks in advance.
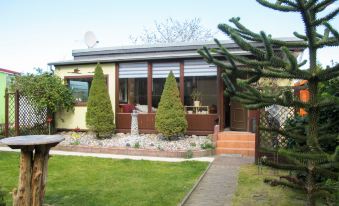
[155,71,187,139]
[86,63,115,138]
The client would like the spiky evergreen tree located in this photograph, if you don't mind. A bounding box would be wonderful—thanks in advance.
[86,63,115,138]
[199,1,339,205]
[155,71,187,139]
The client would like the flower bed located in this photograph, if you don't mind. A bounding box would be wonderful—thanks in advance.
[56,132,215,158]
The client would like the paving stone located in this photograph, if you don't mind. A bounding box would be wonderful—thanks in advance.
[183,156,253,206]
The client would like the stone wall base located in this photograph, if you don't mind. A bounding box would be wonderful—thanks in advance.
[53,145,215,158]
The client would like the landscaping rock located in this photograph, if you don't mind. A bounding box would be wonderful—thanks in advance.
[59,132,212,151]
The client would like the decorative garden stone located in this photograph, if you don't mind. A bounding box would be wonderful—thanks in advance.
[131,110,139,136]
[0,135,64,206]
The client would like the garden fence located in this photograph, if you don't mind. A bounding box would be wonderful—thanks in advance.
[255,85,303,163]
[1,90,49,138]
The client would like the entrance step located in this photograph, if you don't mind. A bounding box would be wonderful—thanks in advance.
[216,148,255,156]
[217,131,255,141]
[216,140,255,148]
[216,131,255,157]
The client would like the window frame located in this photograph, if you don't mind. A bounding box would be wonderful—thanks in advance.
[64,75,109,106]
[115,59,220,115]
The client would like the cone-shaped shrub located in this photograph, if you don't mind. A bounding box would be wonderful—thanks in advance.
[155,71,187,139]
[86,63,115,138]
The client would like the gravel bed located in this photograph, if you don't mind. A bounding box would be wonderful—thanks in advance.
[58,132,214,151]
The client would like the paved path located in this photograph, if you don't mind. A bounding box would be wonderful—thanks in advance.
[0,147,214,163]
[183,155,253,206]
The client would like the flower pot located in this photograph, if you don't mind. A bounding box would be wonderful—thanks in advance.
[194,101,200,107]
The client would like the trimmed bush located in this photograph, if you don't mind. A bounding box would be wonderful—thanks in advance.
[86,63,115,138]
[155,71,187,138]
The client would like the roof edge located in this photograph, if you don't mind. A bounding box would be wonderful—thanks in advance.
[0,68,20,74]
[71,37,302,56]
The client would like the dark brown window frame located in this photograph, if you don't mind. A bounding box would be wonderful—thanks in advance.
[64,75,109,106]
[115,59,220,116]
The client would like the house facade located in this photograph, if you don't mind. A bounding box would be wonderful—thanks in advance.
[49,39,302,135]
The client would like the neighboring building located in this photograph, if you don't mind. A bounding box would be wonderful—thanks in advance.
[49,39,303,135]
[0,68,19,124]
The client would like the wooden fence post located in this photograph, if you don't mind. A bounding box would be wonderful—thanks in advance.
[15,90,20,136]
[254,109,260,164]
[4,89,9,137]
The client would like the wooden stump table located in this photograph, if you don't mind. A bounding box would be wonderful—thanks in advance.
[0,135,64,206]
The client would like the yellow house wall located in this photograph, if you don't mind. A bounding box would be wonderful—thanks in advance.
[54,63,116,130]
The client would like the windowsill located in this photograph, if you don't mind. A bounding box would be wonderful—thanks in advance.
[74,102,87,107]
[186,113,217,115]
[117,112,150,114]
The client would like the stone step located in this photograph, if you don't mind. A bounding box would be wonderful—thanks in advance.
[216,148,255,157]
[216,140,255,148]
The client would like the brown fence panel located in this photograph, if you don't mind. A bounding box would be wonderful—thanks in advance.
[256,106,295,163]
[2,90,49,138]
[4,91,16,137]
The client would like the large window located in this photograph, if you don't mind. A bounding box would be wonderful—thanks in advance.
[67,78,92,103]
[152,62,180,109]
[119,62,148,113]
[184,60,217,114]
[117,60,218,114]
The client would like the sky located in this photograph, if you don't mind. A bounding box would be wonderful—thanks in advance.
[0,0,338,73]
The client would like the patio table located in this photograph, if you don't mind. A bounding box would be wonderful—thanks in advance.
[0,135,64,206]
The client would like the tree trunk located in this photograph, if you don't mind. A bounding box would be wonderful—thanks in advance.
[31,145,49,206]
[13,148,33,206]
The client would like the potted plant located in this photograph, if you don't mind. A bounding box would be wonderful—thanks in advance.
[190,89,201,107]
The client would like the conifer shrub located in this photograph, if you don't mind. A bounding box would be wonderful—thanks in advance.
[86,63,115,138]
[155,71,187,139]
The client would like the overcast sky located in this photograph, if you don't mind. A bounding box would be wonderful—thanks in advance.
[0,0,338,73]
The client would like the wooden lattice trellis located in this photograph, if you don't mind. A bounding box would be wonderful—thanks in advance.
[2,90,49,138]
[257,105,295,162]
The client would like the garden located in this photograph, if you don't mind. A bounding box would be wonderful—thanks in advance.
[0,151,208,206]
[0,0,338,205]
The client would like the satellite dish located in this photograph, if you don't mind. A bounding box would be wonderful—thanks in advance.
[84,31,99,48]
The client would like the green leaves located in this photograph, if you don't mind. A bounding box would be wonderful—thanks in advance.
[86,63,115,138]
[13,72,75,114]
[199,0,339,204]
[155,71,187,138]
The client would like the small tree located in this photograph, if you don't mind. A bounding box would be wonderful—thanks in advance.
[155,71,187,139]
[86,63,115,138]
[199,0,338,205]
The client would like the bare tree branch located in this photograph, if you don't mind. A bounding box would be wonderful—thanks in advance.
[129,18,215,44]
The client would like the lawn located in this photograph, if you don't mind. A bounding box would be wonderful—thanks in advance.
[0,151,208,206]
[232,164,326,206]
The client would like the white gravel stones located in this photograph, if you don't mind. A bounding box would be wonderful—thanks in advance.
[58,132,213,151]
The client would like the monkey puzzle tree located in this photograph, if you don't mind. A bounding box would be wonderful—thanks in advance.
[199,0,339,205]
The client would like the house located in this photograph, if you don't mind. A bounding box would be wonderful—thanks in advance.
[49,39,302,135]
[0,68,19,125]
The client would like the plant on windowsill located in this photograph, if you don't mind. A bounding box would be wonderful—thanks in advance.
[190,89,202,107]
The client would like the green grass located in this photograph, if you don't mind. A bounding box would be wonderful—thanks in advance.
[0,152,208,206]
[232,164,327,206]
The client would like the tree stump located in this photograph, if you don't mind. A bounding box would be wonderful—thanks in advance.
[0,135,64,206]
